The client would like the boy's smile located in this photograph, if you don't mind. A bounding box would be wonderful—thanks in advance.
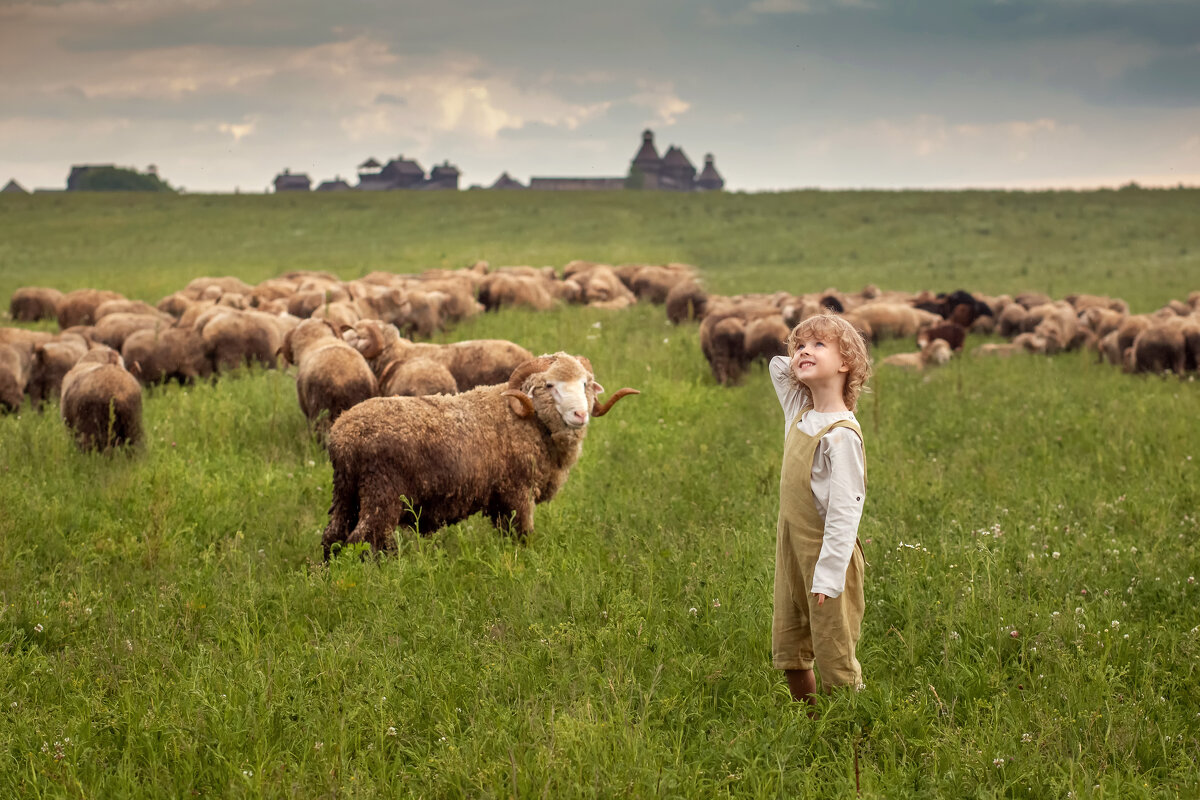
[791,338,848,384]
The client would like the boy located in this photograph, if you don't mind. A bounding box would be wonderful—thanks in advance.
[768,313,872,707]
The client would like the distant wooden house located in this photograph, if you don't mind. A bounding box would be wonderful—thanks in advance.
[274,169,311,192]
[696,154,724,191]
[490,172,526,190]
[659,146,696,191]
[2,179,27,194]
[426,161,460,190]
[316,178,352,192]
[630,129,664,189]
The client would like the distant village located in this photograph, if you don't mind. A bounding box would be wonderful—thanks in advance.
[274,129,724,193]
[0,129,724,195]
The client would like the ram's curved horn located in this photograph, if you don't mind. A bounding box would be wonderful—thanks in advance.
[357,322,385,360]
[501,389,536,418]
[591,387,640,417]
[505,356,556,392]
[377,359,402,393]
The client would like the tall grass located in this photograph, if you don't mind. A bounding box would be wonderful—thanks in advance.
[1,191,1198,797]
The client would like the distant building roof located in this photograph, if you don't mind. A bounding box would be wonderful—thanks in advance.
[697,154,724,191]
[430,161,460,178]
[2,179,28,194]
[274,169,311,191]
[316,178,352,191]
[661,146,694,170]
[382,157,425,177]
[358,157,381,170]
[632,129,662,170]
[491,172,526,190]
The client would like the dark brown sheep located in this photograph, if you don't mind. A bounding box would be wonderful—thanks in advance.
[477,273,556,312]
[9,287,64,322]
[1130,316,1199,375]
[56,289,125,329]
[629,264,695,304]
[28,333,90,409]
[60,348,143,451]
[321,352,638,556]
[917,322,968,352]
[280,318,377,433]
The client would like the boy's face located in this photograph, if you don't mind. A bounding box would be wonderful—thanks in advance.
[791,335,849,386]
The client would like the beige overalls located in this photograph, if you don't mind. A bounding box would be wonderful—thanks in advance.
[771,410,866,688]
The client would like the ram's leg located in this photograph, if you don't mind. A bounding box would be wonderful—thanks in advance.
[490,493,535,542]
[322,469,360,560]
[346,481,402,554]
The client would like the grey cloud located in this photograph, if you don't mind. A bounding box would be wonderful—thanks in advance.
[374,93,407,106]
[1114,50,1200,106]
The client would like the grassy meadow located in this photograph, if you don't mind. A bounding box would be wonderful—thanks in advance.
[1,189,1198,798]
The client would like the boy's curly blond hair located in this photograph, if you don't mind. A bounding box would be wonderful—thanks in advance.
[785,313,872,411]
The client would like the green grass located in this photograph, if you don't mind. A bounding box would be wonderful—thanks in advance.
[1,190,1198,798]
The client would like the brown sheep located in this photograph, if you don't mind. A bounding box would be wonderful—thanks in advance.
[121,326,211,386]
[851,303,941,343]
[1066,293,1129,314]
[917,322,968,352]
[182,276,254,300]
[94,299,172,321]
[280,319,377,433]
[201,309,297,373]
[377,358,458,397]
[348,320,534,392]
[1078,307,1125,338]
[0,343,32,412]
[699,310,748,386]
[28,333,90,409]
[997,303,1028,338]
[321,352,638,556]
[1014,291,1052,310]
[477,273,556,312]
[60,348,143,451]
[9,287,64,322]
[56,289,125,329]
[629,264,694,304]
[881,339,952,371]
[665,278,708,324]
[90,313,170,351]
[1130,316,1199,375]
[743,315,790,364]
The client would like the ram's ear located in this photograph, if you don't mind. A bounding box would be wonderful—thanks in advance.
[280,329,294,365]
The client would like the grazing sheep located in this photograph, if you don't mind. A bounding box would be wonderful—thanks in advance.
[121,326,211,386]
[881,339,952,371]
[347,319,533,392]
[699,308,748,386]
[201,309,297,373]
[280,319,377,433]
[56,289,125,329]
[28,333,90,409]
[917,322,968,352]
[377,358,458,397]
[629,264,695,304]
[665,279,708,324]
[477,273,556,312]
[1130,316,1199,375]
[321,353,638,556]
[742,315,790,364]
[9,287,64,322]
[94,299,172,321]
[997,303,1028,338]
[60,348,143,451]
[973,342,1022,358]
[0,343,32,412]
[851,303,941,343]
[90,312,169,350]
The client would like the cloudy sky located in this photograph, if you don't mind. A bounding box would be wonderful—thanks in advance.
[2,0,1199,192]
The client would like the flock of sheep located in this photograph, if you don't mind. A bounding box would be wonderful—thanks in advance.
[3,262,1197,552]
[674,281,1200,384]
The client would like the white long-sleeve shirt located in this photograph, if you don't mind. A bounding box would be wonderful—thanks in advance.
[769,355,867,598]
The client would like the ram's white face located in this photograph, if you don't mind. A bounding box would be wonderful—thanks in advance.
[543,375,593,428]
